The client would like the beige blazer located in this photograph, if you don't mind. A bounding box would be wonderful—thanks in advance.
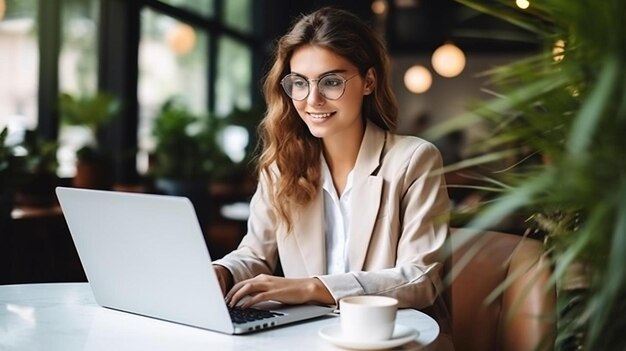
[214,120,450,309]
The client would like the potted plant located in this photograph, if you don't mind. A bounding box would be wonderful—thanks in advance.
[428,0,626,349]
[150,100,235,230]
[58,91,121,189]
[0,127,14,283]
[150,100,235,186]
[0,127,16,229]
[11,130,60,206]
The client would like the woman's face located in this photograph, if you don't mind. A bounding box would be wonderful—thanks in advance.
[287,45,374,144]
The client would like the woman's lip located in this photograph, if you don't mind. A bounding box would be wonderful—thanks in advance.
[307,111,336,119]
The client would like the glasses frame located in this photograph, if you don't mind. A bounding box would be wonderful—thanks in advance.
[280,72,361,101]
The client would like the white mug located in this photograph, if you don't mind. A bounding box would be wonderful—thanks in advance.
[339,296,398,342]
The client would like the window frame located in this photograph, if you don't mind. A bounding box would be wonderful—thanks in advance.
[35,0,264,183]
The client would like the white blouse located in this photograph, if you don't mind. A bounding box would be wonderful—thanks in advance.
[321,157,354,275]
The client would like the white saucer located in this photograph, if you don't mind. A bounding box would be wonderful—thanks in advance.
[318,324,419,350]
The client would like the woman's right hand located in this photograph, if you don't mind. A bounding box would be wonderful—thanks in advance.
[213,264,233,296]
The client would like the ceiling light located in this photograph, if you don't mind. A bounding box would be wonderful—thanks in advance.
[371,0,387,15]
[516,0,530,9]
[404,65,432,94]
[167,22,196,55]
[431,43,466,78]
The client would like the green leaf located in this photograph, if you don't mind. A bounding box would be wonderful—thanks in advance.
[566,56,620,154]
[586,185,626,348]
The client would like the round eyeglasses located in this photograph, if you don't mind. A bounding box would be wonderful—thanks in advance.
[280,73,360,101]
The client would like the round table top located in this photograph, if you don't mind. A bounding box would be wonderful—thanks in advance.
[0,283,440,351]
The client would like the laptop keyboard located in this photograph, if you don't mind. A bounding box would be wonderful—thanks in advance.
[228,306,285,324]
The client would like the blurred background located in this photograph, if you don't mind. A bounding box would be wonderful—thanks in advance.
[0,0,539,283]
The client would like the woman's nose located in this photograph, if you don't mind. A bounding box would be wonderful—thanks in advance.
[306,83,325,106]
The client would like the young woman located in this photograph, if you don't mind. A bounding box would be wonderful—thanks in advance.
[213,7,451,343]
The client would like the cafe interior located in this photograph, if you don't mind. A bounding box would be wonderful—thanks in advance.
[3,0,623,350]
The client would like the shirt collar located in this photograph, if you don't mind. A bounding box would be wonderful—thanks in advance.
[321,155,355,198]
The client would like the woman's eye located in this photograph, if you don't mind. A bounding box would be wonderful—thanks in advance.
[322,77,342,87]
[293,80,308,89]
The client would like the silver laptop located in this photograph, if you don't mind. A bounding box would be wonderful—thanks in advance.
[55,187,333,334]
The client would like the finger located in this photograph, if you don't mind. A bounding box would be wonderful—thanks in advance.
[240,292,271,308]
[225,278,250,304]
[226,274,275,303]
[229,281,266,307]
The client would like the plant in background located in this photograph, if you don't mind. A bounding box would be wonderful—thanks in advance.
[58,91,121,162]
[427,0,626,349]
[0,128,16,195]
[13,130,59,177]
[11,130,60,205]
[151,100,234,183]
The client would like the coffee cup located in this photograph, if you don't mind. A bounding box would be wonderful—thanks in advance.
[339,296,398,342]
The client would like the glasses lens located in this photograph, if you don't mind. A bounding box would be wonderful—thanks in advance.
[318,75,346,100]
[281,75,309,100]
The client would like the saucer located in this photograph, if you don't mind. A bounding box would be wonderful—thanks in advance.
[318,324,419,350]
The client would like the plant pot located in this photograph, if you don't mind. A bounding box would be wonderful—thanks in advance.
[14,173,59,207]
[73,159,114,190]
[0,189,13,283]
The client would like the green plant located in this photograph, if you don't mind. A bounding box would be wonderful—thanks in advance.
[427,0,626,349]
[0,127,16,193]
[11,130,60,205]
[58,91,121,161]
[13,130,59,178]
[151,101,234,182]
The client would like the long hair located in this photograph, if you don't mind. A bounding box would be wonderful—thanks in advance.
[258,7,398,231]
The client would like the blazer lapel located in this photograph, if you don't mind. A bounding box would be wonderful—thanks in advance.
[347,121,385,271]
[292,188,326,276]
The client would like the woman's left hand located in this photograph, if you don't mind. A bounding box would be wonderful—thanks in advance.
[225,274,335,308]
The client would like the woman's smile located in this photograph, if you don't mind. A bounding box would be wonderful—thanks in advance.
[307,111,336,120]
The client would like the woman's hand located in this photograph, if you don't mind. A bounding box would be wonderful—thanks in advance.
[225,274,335,308]
[213,264,233,296]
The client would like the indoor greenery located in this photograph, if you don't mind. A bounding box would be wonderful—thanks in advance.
[427,0,625,350]
[0,127,17,201]
[11,130,60,205]
[151,100,234,183]
[58,91,121,161]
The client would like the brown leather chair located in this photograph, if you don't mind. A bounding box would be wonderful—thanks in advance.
[449,230,556,351]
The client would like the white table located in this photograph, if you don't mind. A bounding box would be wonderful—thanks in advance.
[0,283,440,351]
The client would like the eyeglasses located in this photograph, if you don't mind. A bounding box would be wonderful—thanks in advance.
[280,73,360,101]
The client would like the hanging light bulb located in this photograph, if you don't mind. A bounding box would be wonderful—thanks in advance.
[167,22,196,55]
[431,43,466,78]
[0,0,6,20]
[516,0,530,9]
[371,0,387,15]
[404,65,432,94]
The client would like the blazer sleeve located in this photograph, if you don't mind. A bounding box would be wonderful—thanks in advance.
[212,173,279,284]
[317,142,450,309]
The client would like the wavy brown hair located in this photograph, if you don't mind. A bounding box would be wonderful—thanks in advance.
[258,7,398,231]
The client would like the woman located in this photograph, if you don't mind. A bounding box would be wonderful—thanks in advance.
[213,6,451,336]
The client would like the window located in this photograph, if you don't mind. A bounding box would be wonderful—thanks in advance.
[57,0,99,177]
[0,0,38,136]
[215,36,251,116]
[137,0,256,173]
[3,0,261,181]
[138,8,209,164]
[223,0,252,34]
[159,0,215,19]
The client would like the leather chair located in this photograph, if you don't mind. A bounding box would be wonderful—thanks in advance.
[448,230,556,351]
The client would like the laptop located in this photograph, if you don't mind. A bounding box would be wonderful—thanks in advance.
[55,187,334,334]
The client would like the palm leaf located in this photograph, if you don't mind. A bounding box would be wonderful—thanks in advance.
[446,0,626,348]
